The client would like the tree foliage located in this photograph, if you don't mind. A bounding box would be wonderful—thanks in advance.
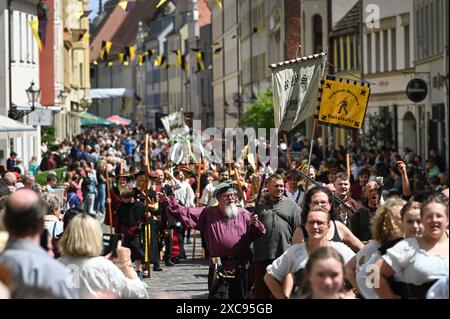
[238,88,275,129]
[41,125,56,147]
[363,107,393,148]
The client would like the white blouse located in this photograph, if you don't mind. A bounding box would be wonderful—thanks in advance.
[58,256,148,299]
[382,237,449,286]
[355,241,402,299]
[266,242,355,282]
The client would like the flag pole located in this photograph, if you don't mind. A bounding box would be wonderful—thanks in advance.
[283,132,293,168]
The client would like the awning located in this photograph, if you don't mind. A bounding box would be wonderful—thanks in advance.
[69,111,98,120]
[80,111,115,126]
[0,115,37,138]
[90,88,135,99]
[106,115,132,126]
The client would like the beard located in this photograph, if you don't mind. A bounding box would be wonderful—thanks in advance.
[223,203,238,219]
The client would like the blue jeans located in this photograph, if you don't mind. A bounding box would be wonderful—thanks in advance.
[95,184,106,214]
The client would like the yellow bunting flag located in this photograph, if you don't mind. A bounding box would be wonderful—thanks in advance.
[29,19,42,50]
[138,54,144,65]
[104,41,112,55]
[93,60,98,65]
[129,46,136,61]
[100,48,105,60]
[214,47,222,55]
[119,53,124,62]
[124,61,129,66]
[173,50,182,68]
[82,33,89,43]
[318,79,371,129]
[196,51,205,71]
[156,0,168,8]
[181,54,188,73]
[215,0,223,11]
[107,61,113,67]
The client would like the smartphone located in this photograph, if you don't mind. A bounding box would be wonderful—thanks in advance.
[102,233,123,257]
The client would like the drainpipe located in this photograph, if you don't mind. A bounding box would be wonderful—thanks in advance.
[8,0,13,114]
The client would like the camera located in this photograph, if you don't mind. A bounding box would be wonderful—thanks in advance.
[102,233,124,257]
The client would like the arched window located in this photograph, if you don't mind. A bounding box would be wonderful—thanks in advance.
[312,14,323,53]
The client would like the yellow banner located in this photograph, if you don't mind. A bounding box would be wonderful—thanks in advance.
[29,19,42,50]
[318,79,370,129]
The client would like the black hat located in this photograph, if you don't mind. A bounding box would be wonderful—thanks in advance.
[134,171,146,179]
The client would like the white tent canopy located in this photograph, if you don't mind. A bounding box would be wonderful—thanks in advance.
[90,88,135,99]
[0,115,37,138]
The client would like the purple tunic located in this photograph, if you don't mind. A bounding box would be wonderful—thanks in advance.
[163,196,266,270]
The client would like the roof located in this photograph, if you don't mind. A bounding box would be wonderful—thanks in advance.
[90,0,159,62]
[0,115,37,138]
[329,1,361,38]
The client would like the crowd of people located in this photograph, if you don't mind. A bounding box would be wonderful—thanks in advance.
[0,123,448,299]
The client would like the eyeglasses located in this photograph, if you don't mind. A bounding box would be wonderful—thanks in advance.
[306,220,328,227]
[311,200,329,206]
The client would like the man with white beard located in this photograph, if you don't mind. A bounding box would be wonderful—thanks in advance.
[156,180,266,299]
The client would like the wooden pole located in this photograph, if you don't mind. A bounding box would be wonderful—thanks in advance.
[305,118,318,189]
[192,160,202,259]
[105,166,113,234]
[234,167,246,206]
[284,132,293,168]
[144,134,151,278]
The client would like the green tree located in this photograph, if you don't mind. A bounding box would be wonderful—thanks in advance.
[238,88,275,129]
[41,125,56,147]
[363,107,393,148]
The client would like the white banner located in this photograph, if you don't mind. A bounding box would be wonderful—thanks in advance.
[160,112,190,140]
[271,54,325,132]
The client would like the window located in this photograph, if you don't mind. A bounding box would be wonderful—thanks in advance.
[343,36,348,70]
[391,29,396,70]
[367,33,372,73]
[349,36,354,69]
[383,30,388,71]
[437,0,442,53]
[337,36,341,70]
[404,25,410,68]
[415,7,420,60]
[430,2,435,55]
[312,15,323,53]
[375,32,381,72]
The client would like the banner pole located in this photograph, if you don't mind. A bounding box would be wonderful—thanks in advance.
[305,117,318,189]
[283,132,293,168]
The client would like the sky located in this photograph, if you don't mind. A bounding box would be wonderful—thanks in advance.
[88,0,100,18]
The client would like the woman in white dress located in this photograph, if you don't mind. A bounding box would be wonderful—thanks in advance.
[374,195,449,298]
[264,205,355,299]
[345,198,406,298]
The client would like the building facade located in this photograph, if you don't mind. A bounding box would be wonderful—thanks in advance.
[0,0,41,168]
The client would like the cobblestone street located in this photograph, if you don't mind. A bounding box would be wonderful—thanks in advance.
[144,235,210,299]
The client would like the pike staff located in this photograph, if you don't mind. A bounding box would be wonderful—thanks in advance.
[105,165,113,234]
[192,160,202,259]
[144,134,152,278]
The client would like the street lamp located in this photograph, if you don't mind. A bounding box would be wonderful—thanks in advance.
[26,81,40,111]
[57,90,68,107]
